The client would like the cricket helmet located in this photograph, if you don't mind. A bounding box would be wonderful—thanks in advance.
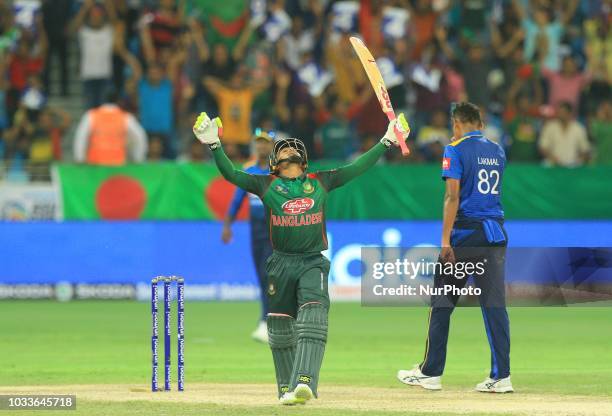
[269,138,308,174]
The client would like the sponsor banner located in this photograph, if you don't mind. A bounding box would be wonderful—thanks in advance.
[0,183,58,220]
[2,221,612,301]
[0,283,135,301]
[0,283,260,301]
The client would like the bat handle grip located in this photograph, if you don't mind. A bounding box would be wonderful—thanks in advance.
[395,128,411,156]
[389,115,410,156]
[386,112,411,156]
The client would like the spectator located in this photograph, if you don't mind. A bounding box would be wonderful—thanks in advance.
[147,134,165,161]
[6,29,47,121]
[462,42,492,109]
[539,102,590,167]
[41,0,74,96]
[513,0,579,71]
[73,90,147,165]
[137,62,175,158]
[9,105,70,180]
[69,0,118,109]
[542,55,591,110]
[457,0,489,39]
[197,22,252,114]
[1,0,609,171]
[0,56,8,135]
[282,15,316,71]
[408,0,440,60]
[0,3,20,55]
[416,109,450,161]
[409,41,448,131]
[325,33,366,105]
[203,68,268,152]
[436,25,493,109]
[590,100,612,165]
[315,98,352,160]
[124,47,184,159]
[505,94,541,162]
[140,0,185,64]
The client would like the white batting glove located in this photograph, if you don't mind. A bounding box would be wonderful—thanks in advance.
[381,113,411,148]
[193,112,223,149]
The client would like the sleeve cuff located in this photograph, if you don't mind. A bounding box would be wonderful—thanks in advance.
[442,172,461,180]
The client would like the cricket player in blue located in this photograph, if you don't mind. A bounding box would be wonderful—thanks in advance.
[397,102,513,393]
[222,130,275,343]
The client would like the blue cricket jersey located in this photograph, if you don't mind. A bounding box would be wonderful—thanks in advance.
[441,130,505,220]
[227,161,268,238]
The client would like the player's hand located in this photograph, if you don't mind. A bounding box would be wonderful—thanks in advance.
[381,113,410,147]
[221,225,232,244]
[440,246,456,264]
[193,112,223,148]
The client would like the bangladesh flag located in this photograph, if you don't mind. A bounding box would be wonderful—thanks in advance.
[55,163,248,220]
[188,0,249,48]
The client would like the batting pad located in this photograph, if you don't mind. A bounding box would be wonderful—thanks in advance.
[267,314,297,397]
[290,302,329,396]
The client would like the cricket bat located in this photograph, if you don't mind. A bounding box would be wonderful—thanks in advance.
[350,36,410,156]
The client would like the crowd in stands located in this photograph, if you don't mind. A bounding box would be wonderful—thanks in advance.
[0,0,610,179]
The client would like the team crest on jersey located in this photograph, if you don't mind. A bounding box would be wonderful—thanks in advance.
[268,283,276,296]
[303,181,314,194]
[282,198,314,214]
[442,157,451,170]
[274,184,289,195]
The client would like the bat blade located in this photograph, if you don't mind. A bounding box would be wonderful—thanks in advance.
[350,36,410,156]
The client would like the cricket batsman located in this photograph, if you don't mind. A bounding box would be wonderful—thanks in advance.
[222,130,275,343]
[397,102,513,393]
[194,111,410,405]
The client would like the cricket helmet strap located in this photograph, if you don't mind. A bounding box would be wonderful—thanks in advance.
[269,137,308,173]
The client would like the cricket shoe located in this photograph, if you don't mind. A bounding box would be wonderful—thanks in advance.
[397,365,442,390]
[279,391,304,405]
[476,376,514,393]
[294,384,314,402]
[251,320,268,343]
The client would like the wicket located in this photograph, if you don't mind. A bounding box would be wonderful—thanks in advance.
[151,276,184,392]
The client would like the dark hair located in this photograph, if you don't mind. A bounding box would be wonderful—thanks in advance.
[102,88,119,104]
[451,102,483,125]
[559,101,573,113]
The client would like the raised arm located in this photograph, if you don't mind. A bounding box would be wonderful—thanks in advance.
[189,18,209,62]
[317,115,410,190]
[139,13,156,64]
[511,0,527,20]
[103,0,118,23]
[68,0,94,35]
[193,113,269,195]
[202,76,223,97]
[232,20,255,61]
[317,142,387,190]
[274,68,292,124]
[560,0,579,25]
[211,143,268,194]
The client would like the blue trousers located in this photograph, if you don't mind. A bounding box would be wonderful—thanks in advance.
[420,219,510,379]
[251,220,272,321]
[83,78,111,109]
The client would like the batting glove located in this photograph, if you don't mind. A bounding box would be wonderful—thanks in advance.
[381,113,410,148]
[193,112,223,149]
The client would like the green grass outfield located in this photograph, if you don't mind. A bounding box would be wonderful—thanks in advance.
[1,301,611,415]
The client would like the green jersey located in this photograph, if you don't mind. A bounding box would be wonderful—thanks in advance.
[213,143,387,253]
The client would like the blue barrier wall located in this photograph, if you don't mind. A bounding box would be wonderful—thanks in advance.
[2,221,612,287]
